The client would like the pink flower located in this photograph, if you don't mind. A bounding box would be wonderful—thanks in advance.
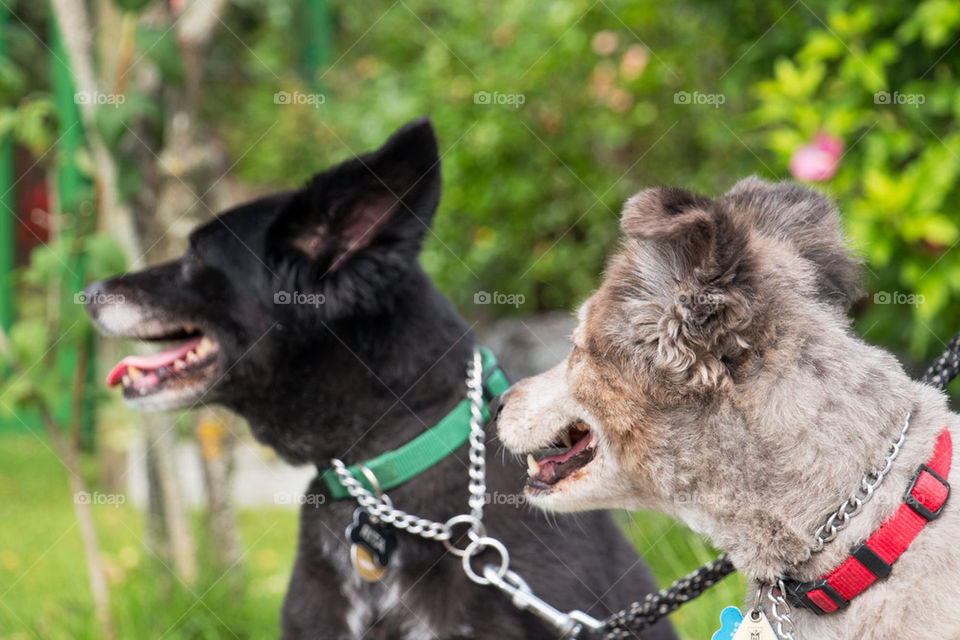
[789,133,844,182]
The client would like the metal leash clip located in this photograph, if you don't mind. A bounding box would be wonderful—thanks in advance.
[481,564,603,639]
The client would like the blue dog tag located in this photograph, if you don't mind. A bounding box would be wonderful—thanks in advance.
[713,606,779,640]
[712,606,744,640]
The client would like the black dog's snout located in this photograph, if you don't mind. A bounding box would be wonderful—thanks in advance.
[82,281,107,317]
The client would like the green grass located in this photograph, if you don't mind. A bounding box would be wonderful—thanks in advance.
[0,432,297,639]
[0,432,744,639]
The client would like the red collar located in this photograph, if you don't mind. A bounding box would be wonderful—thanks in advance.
[782,427,952,614]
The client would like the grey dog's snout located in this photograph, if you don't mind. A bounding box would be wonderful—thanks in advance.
[494,388,513,421]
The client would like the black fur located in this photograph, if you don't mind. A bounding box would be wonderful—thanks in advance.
[86,119,675,639]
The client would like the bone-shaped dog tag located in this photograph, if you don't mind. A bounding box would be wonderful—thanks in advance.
[347,509,397,582]
[730,609,778,640]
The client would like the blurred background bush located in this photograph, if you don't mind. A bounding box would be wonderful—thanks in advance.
[1,0,958,638]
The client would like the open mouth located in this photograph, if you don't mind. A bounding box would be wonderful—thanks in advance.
[525,421,597,491]
[105,328,221,401]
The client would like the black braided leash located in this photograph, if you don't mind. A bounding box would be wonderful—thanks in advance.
[595,553,736,639]
[922,331,960,391]
[588,332,960,639]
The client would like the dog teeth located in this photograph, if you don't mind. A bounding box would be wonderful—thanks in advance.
[127,366,142,380]
[196,337,214,357]
[561,431,573,448]
[575,423,588,432]
[173,359,186,371]
[186,351,199,363]
[527,454,541,478]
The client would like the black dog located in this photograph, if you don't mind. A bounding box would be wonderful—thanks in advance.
[85,119,675,640]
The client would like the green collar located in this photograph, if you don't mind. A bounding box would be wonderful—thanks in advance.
[320,347,510,500]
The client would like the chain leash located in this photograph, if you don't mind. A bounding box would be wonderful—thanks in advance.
[764,580,797,640]
[465,349,487,533]
[330,348,602,639]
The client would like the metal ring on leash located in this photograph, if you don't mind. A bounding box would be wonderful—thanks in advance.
[461,536,510,585]
[357,464,383,497]
[442,514,486,557]
[357,463,393,509]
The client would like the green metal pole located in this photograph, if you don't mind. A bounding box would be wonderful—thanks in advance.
[303,0,332,90]
[0,5,14,334]
[50,16,96,446]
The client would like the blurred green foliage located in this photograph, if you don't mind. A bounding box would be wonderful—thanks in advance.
[208,0,834,314]
[2,2,960,636]
[754,0,960,360]
[4,1,958,354]
[0,231,126,420]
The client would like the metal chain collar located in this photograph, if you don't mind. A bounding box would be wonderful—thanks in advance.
[330,349,488,544]
[809,411,913,553]
[765,341,960,637]
[759,410,914,637]
[330,348,601,639]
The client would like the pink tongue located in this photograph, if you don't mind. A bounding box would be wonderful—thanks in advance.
[106,337,202,386]
[538,432,595,466]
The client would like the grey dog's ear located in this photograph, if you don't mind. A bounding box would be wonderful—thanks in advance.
[621,186,752,292]
[722,176,862,309]
[620,186,758,388]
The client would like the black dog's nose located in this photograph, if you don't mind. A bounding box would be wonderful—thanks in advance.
[81,281,107,317]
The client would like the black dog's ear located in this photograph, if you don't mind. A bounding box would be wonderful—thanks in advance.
[269,118,440,271]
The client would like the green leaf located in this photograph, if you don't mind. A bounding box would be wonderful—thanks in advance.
[15,98,57,156]
[137,27,185,84]
[82,234,128,280]
[9,320,48,371]
[111,0,155,13]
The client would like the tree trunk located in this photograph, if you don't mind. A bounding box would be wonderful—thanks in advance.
[196,408,242,571]
[47,0,142,266]
[143,414,198,585]
[42,335,116,640]
[46,419,116,640]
